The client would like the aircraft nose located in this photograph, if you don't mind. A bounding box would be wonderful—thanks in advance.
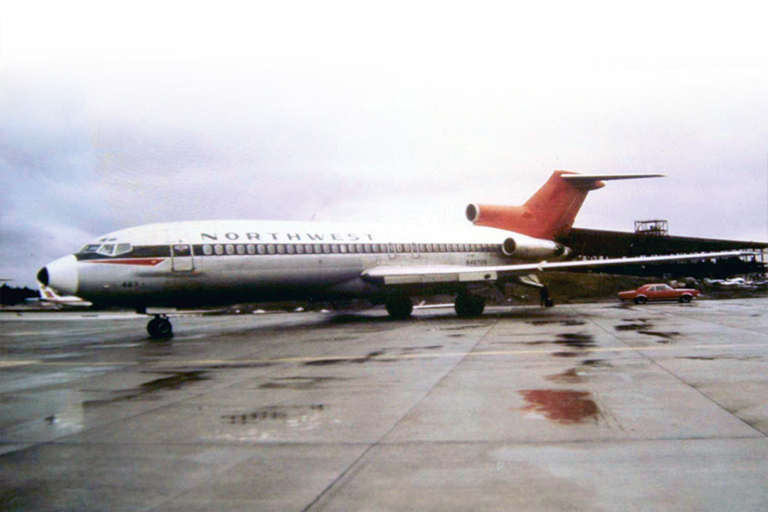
[38,255,79,295]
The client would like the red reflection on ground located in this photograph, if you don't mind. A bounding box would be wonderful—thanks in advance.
[520,389,598,424]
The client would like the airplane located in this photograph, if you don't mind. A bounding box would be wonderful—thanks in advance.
[38,283,94,308]
[37,171,748,338]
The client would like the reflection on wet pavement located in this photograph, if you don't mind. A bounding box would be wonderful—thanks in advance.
[520,389,599,424]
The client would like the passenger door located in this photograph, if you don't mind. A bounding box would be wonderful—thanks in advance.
[166,228,195,272]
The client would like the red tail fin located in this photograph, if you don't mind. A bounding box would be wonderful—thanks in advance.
[466,171,663,240]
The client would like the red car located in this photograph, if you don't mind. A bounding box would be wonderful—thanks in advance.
[618,283,700,304]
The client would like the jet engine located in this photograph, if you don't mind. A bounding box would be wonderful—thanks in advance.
[501,235,570,260]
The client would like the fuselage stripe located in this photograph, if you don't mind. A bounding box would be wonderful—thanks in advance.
[85,258,166,266]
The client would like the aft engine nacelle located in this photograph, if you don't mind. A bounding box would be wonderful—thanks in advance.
[501,235,570,261]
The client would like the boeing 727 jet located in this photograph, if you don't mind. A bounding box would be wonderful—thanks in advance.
[37,171,744,337]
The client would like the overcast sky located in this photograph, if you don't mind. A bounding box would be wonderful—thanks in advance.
[1,1,767,287]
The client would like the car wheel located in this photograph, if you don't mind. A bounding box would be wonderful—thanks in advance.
[679,295,692,303]
[634,296,647,304]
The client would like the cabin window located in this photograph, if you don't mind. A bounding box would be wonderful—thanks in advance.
[305,244,314,254]
[331,244,339,253]
[347,244,356,253]
[174,245,192,256]
[286,244,296,254]
[236,245,246,255]
[224,245,234,255]
[322,244,332,254]
[296,244,305,254]
[203,245,213,255]
[215,245,224,255]
[396,243,403,252]
[257,245,266,255]
[267,244,276,254]
[340,244,348,253]
[247,245,256,255]
[378,243,387,253]
[276,245,286,254]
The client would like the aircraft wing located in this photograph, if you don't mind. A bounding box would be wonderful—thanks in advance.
[361,251,749,286]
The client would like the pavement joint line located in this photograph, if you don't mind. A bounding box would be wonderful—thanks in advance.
[2,341,765,368]
[301,318,501,512]
[36,433,765,449]
[591,308,768,438]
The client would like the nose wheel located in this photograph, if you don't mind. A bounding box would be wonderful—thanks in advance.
[147,315,173,339]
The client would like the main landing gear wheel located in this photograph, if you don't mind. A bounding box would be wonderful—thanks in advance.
[455,294,485,318]
[147,315,174,339]
[385,293,413,320]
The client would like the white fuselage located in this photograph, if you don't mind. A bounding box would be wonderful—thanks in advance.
[42,220,566,309]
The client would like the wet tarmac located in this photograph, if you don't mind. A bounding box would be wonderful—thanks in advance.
[1,299,767,511]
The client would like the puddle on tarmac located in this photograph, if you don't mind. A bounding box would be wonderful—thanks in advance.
[519,389,599,424]
[530,320,587,326]
[84,370,209,406]
[616,319,652,329]
[259,377,349,390]
[304,350,387,366]
[581,359,611,368]
[638,331,679,343]
[553,351,581,358]
[555,333,595,349]
[304,336,358,343]
[438,324,490,331]
[201,363,276,369]
[615,324,646,331]
[400,345,443,352]
[544,368,585,384]
[222,404,326,429]
[615,320,679,343]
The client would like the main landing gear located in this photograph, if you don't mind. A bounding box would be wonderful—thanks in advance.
[454,294,485,318]
[147,315,174,339]
[384,292,486,319]
[385,292,413,320]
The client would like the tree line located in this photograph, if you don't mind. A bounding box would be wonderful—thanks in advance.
[0,285,39,305]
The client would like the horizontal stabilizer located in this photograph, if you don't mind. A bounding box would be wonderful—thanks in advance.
[561,174,664,187]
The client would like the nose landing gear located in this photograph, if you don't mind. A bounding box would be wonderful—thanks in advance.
[147,315,173,339]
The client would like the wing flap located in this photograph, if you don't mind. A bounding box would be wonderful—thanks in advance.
[363,266,498,285]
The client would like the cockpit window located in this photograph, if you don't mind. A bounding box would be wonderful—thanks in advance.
[114,243,132,256]
[97,244,116,256]
[82,244,101,253]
